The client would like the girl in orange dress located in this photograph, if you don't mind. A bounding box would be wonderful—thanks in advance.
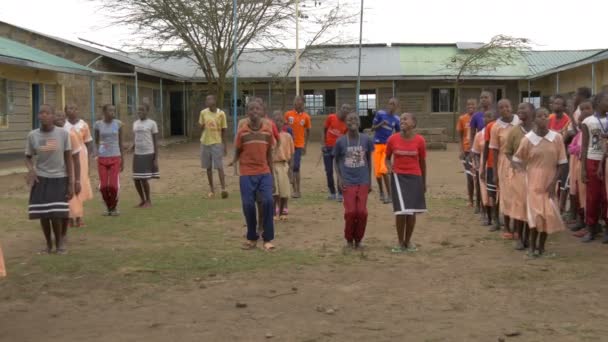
[471,112,493,223]
[513,108,568,257]
[490,99,520,239]
[504,103,535,250]
[64,104,94,227]
[0,242,6,277]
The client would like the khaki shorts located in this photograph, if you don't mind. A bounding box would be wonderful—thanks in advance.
[273,161,291,198]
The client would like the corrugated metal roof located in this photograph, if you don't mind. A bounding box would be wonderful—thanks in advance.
[523,50,604,74]
[0,36,93,75]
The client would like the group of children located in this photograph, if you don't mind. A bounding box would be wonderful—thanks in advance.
[458,88,608,257]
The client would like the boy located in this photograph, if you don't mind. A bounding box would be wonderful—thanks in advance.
[230,101,276,251]
[371,97,400,204]
[322,104,350,201]
[457,98,477,208]
[273,112,295,220]
[548,95,571,213]
[199,94,228,198]
[284,96,311,198]
[334,112,374,249]
[480,111,499,228]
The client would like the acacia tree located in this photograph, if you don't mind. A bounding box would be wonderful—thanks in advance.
[446,35,531,140]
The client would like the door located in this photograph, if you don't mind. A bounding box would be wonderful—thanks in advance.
[170,91,184,136]
[325,89,336,113]
[32,84,42,129]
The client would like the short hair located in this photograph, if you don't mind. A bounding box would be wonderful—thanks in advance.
[480,90,494,100]
[593,91,608,110]
[552,94,566,103]
[102,104,114,112]
[401,112,417,127]
[272,110,282,118]
[247,100,262,111]
[294,95,304,103]
[498,98,511,106]
[206,94,216,100]
[519,102,535,113]
[340,103,353,111]
[64,103,77,112]
[140,103,150,112]
[388,97,399,104]
[39,104,54,115]
[466,98,478,103]
[577,87,592,100]
[536,107,550,116]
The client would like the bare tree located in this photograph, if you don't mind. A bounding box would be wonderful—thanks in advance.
[446,35,531,140]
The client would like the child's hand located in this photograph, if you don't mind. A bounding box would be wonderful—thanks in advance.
[546,182,557,198]
[228,160,234,167]
[26,171,39,187]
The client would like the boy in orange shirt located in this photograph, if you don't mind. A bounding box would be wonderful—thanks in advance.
[273,112,295,220]
[457,98,477,209]
[284,96,311,198]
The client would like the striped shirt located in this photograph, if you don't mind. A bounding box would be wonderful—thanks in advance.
[236,122,275,175]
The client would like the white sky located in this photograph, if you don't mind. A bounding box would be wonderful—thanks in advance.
[1,0,607,51]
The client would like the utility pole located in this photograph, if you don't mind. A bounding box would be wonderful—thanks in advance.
[355,0,364,115]
[232,0,238,137]
[295,0,300,96]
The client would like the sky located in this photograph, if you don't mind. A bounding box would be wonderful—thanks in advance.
[1,0,607,51]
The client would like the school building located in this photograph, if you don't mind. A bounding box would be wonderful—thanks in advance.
[1,20,608,156]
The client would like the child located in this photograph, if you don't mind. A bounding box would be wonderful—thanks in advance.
[284,96,311,198]
[54,111,82,244]
[386,113,427,252]
[569,100,594,236]
[199,94,228,198]
[322,104,350,201]
[0,242,5,277]
[25,105,75,254]
[480,111,499,228]
[471,112,493,222]
[548,95,571,213]
[457,98,478,208]
[490,99,520,239]
[513,107,568,257]
[371,97,400,204]
[230,101,276,251]
[272,112,295,221]
[132,104,160,207]
[504,103,535,250]
[581,91,608,243]
[334,112,374,249]
[94,104,123,216]
[64,104,94,227]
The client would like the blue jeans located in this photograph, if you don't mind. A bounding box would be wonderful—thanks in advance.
[293,148,303,172]
[240,174,274,242]
[323,146,336,195]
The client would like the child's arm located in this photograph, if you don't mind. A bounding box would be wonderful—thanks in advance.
[118,126,124,172]
[480,140,489,181]
[420,157,427,193]
[64,150,74,200]
[549,163,568,198]
[152,130,159,169]
[221,128,227,156]
[366,148,373,193]
[333,144,343,191]
[491,148,499,185]
[581,123,589,183]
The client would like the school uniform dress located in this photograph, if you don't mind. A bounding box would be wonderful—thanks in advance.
[504,125,529,222]
[132,119,160,180]
[372,110,400,179]
[273,132,295,198]
[26,127,73,219]
[489,115,520,218]
[323,114,348,195]
[333,133,374,243]
[64,120,94,219]
[0,242,5,277]
[582,114,608,226]
[284,110,311,173]
[513,131,567,233]
[236,123,275,242]
[472,130,489,207]
[386,133,427,215]
[94,119,122,210]
[484,121,497,199]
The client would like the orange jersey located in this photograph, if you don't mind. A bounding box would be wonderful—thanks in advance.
[456,113,473,151]
[548,113,570,137]
[284,110,311,148]
[484,121,496,168]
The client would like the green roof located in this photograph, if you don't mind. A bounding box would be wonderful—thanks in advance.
[0,36,93,75]
[523,50,604,74]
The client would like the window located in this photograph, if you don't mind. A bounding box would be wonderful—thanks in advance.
[153,89,161,112]
[358,89,376,116]
[431,88,455,113]
[127,85,136,115]
[0,79,8,128]
[304,90,324,115]
[521,91,541,109]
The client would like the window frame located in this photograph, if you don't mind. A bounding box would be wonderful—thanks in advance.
[303,89,324,115]
[358,89,377,116]
[430,87,455,113]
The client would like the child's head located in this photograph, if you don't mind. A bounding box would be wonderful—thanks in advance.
[38,104,55,127]
[579,100,594,123]
[246,100,263,124]
[576,87,592,104]
[205,94,217,109]
[483,111,494,126]
[102,104,115,121]
[535,107,550,130]
[466,98,477,114]
[273,110,284,127]
[137,104,149,120]
[479,90,493,108]
[345,112,360,132]
[550,94,566,113]
[399,112,417,132]
[497,99,512,118]
[387,97,399,114]
[338,103,352,121]
[517,102,535,123]
[594,91,608,115]
[65,104,77,120]
[54,110,66,127]
[294,95,305,112]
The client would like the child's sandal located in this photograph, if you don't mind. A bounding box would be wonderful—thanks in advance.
[263,242,276,251]
[241,240,257,250]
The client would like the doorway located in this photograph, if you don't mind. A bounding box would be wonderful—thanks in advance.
[32,84,42,129]
[170,91,184,136]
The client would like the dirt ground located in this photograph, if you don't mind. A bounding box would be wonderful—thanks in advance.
[1,142,608,342]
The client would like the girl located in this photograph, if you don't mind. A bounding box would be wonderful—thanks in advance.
[504,103,535,250]
[0,243,5,277]
[472,111,494,224]
[513,107,568,257]
[386,113,427,253]
[64,104,94,227]
[132,104,160,207]
[94,105,123,216]
[569,100,594,236]
[490,99,520,238]
[581,91,608,243]
[25,105,75,254]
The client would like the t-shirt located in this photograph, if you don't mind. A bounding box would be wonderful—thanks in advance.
[25,127,72,178]
[199,108,227,145]
[273,132,295,162]
[457,113,473,151]
[64,119,93,143]
[333,133,374,185]
[239,117,280,142]
[582,114,608,161]
[94,119,122,157]
[470,111,485,132]
[484,121,496,168]
[372,110,400,144]
[235,123,275,176]
[323,114,348,147]
[386,133,427,176]
[284,110,311,148]
[133,119,159,155]
[548,113,570,137]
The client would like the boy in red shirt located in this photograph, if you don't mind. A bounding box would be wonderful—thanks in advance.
[284,96,311,198]
[322,104,350,201]
[230,101,276,251]
[386,113,427,253]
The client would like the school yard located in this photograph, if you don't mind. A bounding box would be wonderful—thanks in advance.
[1,141,608,342]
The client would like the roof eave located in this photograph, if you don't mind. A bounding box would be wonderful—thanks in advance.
[0,55,93,76]
[528,49,608,80]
